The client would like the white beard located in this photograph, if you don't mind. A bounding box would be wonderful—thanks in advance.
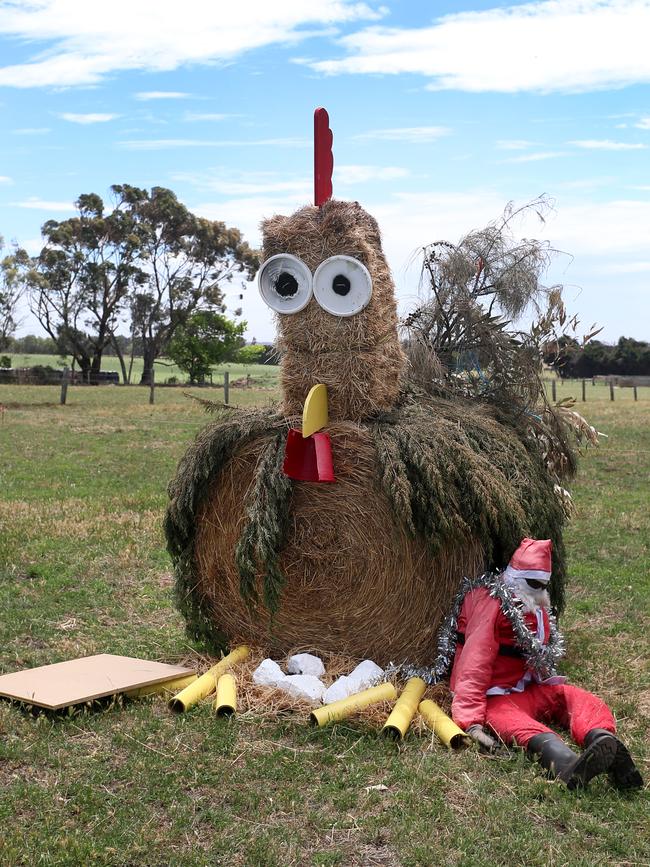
[505,577,551,613]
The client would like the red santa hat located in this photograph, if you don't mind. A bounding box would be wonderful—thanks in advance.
[504,538,552,584]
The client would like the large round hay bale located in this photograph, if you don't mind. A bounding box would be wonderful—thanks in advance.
[166,396,567,667]
[192,422,485,666]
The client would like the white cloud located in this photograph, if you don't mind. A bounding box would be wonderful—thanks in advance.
[13,197,75,211]
[12,127,50,134]
[184,112,229,122]
[545,199,650,256]
[175,164,408,197]
[19,237,44,255]
[556,176,616,190]
[501,151,567,163]
[496,139,536,150]
[634,116,650,129]
[569,139,647,150]
[354,126,450,143]
[134,91,192,101]
[306,0,650,94]
[0,175,13,184]
[0,1,383,88]
[59,112,119,123]
[334,164,409,183]
[119,137,308,150]
[601,261,650,274]
[174,169,311,197]
[171,165,410,198]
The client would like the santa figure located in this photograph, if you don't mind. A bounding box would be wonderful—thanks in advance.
[449,538,643,790]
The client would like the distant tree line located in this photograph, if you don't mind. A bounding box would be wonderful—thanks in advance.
[546,336,650,378]
[1,186,260,383]
[5,332,138,357]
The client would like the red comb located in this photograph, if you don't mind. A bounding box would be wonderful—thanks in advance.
[314,107,333,207]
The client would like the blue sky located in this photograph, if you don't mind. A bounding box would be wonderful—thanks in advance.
[1,0,649,343]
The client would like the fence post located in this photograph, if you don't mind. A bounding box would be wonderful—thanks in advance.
[60,366,69,405]
[223,370,230,404]
[149,368,155,405]
[581,379,586,402]
[633,385,638,402]
[551,379,557,402]
[609,382,615,402]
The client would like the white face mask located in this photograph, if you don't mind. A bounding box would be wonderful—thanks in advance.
[505,577,551,612]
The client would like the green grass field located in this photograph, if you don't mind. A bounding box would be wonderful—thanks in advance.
[0,379,648,866]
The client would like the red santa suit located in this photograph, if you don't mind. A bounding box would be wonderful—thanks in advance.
[450,540,616,748]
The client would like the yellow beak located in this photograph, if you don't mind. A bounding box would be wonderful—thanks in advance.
[302,384,329,437]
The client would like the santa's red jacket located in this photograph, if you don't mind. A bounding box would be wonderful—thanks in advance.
[450,586,553,731]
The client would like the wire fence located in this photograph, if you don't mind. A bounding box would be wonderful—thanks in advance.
[543,377,649,403]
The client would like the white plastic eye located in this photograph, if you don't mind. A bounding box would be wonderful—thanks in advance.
[258,254,313,314]
[312,255,373,317]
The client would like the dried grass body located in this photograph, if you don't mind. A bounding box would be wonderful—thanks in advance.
[194,421,485,665]
[262,200,406,421]
[166,398,567,665]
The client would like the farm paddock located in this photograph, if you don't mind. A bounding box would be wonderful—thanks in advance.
[0,376,648,866]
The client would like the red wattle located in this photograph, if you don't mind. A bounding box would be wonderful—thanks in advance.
[283,429,335,483]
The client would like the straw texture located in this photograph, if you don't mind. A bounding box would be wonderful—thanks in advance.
[166,399,566,665]
[262,199,406,422]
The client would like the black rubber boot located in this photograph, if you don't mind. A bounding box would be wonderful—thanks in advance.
[527,731,617,790]
[584,729,644,790]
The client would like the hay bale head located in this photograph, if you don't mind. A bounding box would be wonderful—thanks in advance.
[262,199,406,422]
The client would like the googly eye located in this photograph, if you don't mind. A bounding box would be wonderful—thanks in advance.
[312,255,373,317]
[258,254,313,314]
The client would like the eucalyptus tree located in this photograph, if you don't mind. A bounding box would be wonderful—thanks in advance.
[0,237,29,352]
[27,193,142,382]
[111,185,259,385]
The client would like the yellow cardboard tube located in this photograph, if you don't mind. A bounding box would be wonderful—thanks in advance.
[212,673,237,717]
[126,673,197,699]
[310,682,397,727]
[169,646,249,713]
[302,384,328,437]
[381,677,427,739]
[419,699,470,749]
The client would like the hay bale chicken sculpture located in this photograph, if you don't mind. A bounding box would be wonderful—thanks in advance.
[165,109,567,667]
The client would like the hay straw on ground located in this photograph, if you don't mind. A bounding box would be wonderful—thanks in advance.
[262,200,407,422]
[178,645,452,731]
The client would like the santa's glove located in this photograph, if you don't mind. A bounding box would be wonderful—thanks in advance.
[467,725,501,753]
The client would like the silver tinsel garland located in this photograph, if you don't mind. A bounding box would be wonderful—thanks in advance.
[388,571,565,686]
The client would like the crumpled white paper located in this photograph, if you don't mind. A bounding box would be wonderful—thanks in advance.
[252,658,286,688]
[323,660,384,704]
[286,653,326,678]
[281,674,326,703]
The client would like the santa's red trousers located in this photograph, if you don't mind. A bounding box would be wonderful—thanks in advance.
[484,683,616,747]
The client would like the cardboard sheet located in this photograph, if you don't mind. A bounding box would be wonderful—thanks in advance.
[0,654,195,710]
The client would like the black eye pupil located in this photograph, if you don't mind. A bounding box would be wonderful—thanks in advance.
[275,272,298,297]
[332,274,350,296]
